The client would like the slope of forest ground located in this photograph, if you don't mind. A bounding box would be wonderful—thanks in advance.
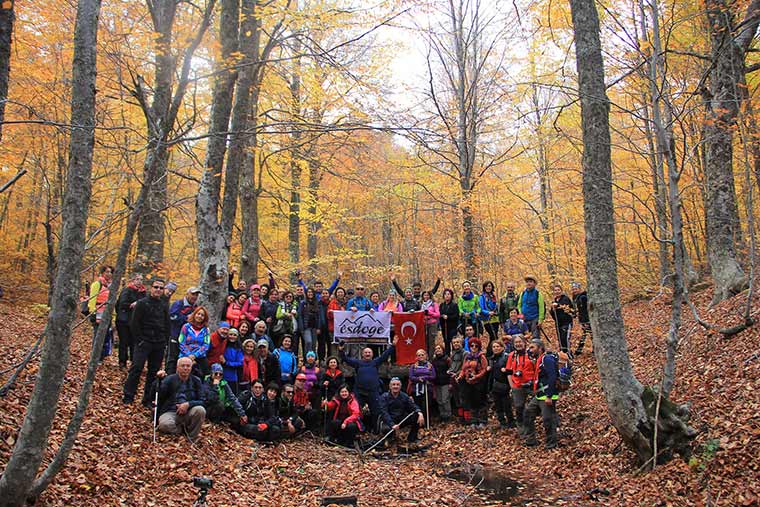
[0,288,758,507]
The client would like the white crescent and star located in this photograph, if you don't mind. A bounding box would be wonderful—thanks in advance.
[400,321,417,338]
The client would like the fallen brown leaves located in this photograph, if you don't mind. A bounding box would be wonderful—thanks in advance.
[0,287,758,506]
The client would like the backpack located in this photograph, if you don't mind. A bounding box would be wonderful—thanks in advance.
[547,351,573,392]
[80,281,93,316]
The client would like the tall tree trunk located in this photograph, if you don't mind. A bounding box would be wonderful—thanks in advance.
[641,0,686,396]
[0,0,13,144]
[134,0,178,275]
[0,0,102,503]
[306,157,320,260]
[569,0,695,465]
[287,39,303,281]
[702,0,756,303]
[196,0,240,326]
[239,75,262,284]
[240,4,284,284]
[640,97,671,283]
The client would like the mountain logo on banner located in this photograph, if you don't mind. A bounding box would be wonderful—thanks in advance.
[337,313,387,337]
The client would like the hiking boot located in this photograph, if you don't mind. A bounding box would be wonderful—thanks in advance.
[122,396,134,405]
[544,441,558,450]
[499,420,508,429]
[506,420,517,429]
[524,437,539,447]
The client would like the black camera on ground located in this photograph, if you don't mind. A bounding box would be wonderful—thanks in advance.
[193,477,213,490]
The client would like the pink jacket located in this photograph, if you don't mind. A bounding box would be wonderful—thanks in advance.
[242,296,262,322]
[423,301,440,325]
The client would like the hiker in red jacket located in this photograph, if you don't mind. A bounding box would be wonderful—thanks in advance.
[324,385,364,447]
[207,321,230,367]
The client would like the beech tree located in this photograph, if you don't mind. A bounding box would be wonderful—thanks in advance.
[702,0,759,303]
[569,0,695,465]
[133,0,215,274]
[0,0,102,503]
[0,0,13,143]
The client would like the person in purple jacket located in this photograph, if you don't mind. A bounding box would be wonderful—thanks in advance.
[408,349,436,425]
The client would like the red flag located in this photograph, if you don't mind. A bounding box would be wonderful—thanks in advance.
[392,311,426,365]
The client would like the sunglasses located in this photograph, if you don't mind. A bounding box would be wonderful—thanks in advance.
[152,285,164,289]
[285,390,294,394]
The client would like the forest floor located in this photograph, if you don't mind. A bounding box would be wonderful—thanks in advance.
[0,288,759,507]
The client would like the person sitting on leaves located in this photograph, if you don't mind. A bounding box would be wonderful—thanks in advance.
[323,384,364,447]
[408,349,436,417]
[292,373,320,431]
[379,377,425,445]
[279,383,305,436]
[339,336,398,432]
[204,363,247,428]
[237,381,282,442]
[155,357,208,442]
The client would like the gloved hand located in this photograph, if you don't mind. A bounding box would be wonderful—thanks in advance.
[257,423,268,431]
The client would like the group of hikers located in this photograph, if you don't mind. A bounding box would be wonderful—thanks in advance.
[84,267,591,451]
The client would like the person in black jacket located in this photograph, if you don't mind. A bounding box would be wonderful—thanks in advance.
[438,288,459,355]
[155,357,207,441]
[255,339,281,387]
[400,288,422,312]
[378,378,425,443]
[431,344,452,421]
[236,381,282,441]
[123,278,171,406]
[549,284,574,354]
[523,339,559,449]
[391,275,441,302]
[489,340,515,428]
[115,274,146,368]
[571,282,592,355]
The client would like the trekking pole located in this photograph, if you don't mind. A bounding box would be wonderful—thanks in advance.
[152,376,161,444]
[362,410,417,454]
[424,384,430,430]
[539,326,553,344]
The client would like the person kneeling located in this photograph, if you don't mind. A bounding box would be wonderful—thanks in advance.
[204,363,247,428]
[237,381,282,442]
[324,384,364,447]
[378,377,425,444]
[155,356,207,442]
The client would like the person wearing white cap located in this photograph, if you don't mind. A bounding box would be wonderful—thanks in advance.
[255,338,281,387]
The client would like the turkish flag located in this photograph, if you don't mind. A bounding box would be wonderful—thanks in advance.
[393,311,426,365]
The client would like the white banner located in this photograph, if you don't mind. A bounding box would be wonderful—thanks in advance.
[333,310,391,344]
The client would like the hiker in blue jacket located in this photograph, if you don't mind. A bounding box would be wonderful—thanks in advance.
[339,335,398,432]
[523,339,559,449]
